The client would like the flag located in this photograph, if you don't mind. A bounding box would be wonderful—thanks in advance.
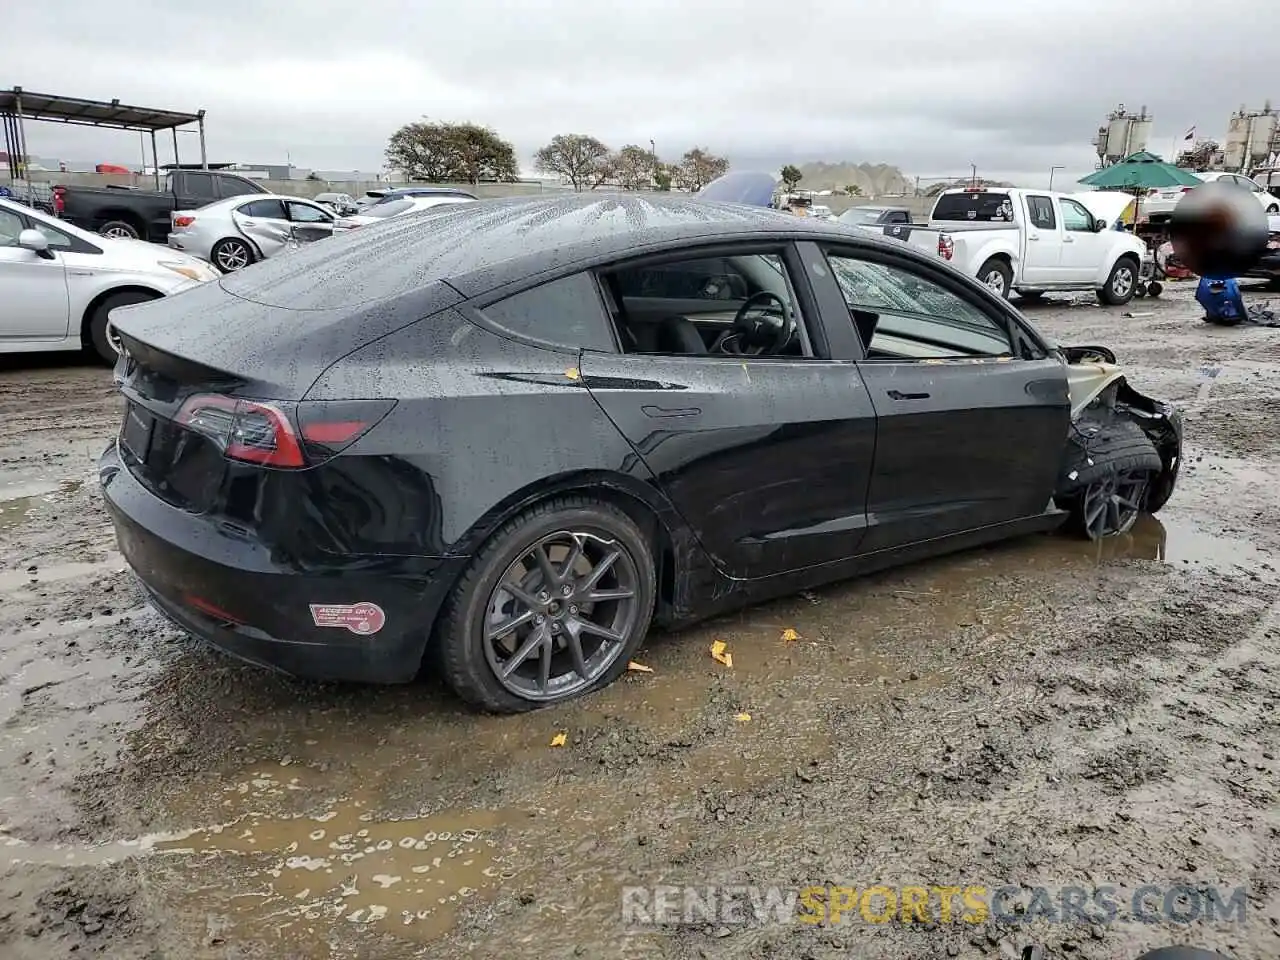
[1183,126,1196,141]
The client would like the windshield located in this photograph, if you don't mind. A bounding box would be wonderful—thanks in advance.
[931,191,1015,222]
[363,199,415,218]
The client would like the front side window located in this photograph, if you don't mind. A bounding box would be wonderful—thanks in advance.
[287,201,332,223]
[0,209,23,246]
[480,272,617,352]
[600,250,814,359]
[825,252,1013,360]
[1059,199,1094,232]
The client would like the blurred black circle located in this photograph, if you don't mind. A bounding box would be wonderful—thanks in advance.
[1168,180,1269,280]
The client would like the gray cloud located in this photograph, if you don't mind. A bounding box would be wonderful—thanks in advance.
[5,0,1275,187]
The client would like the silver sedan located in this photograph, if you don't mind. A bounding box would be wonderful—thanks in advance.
[167,194,336,273]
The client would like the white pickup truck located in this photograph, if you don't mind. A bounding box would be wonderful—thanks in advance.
[902,187,1150,305]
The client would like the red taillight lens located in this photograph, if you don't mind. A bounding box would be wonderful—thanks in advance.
[937,234,954,261]
[52,187,65,215]
[173,215,195,228]
[1182,186,1195,193]
[174,395,395,469]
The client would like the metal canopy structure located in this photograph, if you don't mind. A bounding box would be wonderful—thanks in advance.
[1,86,207,186]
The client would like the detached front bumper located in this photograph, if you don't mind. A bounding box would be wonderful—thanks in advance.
[99,442,466,684]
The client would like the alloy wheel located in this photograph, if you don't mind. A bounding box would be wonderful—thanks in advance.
[102,225,136,239]
[1079,468,1149,540]
[215,241,251,272]
[1111,265,1134,300]
[482,529,640,701]
[983,270,1006,295]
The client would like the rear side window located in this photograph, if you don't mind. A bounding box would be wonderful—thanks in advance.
[184,173,219,203]
[1026,196,1056,230]
[218,177,261,200]
[239,199,287,219]
[931,191,1014,222]
[480,273,617,352]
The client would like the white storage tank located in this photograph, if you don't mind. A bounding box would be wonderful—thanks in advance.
[1248,112,1278,163]
[1105,117,1131,160]
[1225,111,1250,171]
[1128,118,1153,154]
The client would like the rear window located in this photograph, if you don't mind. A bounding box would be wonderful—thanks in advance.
[931,191,1015,222]
[364,199,414,218]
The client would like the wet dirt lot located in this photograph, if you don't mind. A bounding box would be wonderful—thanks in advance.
[3,281,1280,960]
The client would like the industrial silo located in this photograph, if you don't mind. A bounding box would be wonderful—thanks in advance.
[1105,115,1131,162]
[1224,109,1250,171]
[1128,116,1153,154]
[1248,111,1278,165]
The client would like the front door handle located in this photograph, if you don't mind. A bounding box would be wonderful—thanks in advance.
[887,390,929,401]
[1063,236,1075,243]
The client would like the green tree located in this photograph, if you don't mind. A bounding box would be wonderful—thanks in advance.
[844,183,863,197]
[534,134,614,191]
[385,120,519,184]
[780,164,803,192]
[675,147,730,192]
[653,164,673,192]
[613,144,656,191]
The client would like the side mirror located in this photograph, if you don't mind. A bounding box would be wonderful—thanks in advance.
[18,228,51,256]
[1094,218,1109,232]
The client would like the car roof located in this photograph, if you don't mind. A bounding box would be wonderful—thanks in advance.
[218,193,902,310]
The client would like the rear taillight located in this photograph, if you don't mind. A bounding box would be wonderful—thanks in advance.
[173,215,195,228]
[174,395,395,469]
[52,186,65,215]
[937,234,954,261]
[1182,186,1195,193]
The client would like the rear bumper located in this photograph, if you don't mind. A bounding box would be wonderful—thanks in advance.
[99,442,467,684]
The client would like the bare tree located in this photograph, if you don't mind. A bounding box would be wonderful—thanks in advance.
[534,134,614,191]
[675,148,730,192]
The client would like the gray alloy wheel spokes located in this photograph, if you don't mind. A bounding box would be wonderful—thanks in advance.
[1112,265,1134,299]
[1080,468,1149,540]
[984,269,1006,295]
[215,241,251,271]
[482,529,640,701]
[103,225,135,239]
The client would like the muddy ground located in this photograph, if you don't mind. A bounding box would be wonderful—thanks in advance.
[3,280,1280,960]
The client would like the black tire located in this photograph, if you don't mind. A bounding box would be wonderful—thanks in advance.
[210,237,256,273]
[1134,284,1148,298]
[1147,280,1163,298]
[1267,204,1279,214]
[1097,256,1139,306]
[1055,419,1163,539]
[1016,290,1046,302]
[977,258,1013,299]
[1268,278,1280,292]
[435,496,657,713]
[86,290,159,364]
[98,220,141,240]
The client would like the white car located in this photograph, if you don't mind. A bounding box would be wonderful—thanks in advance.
[809,204,836,221]
[1143,171,1280,221]
[168,194,337,273]
[333,194,477,231]
[0,197,218,363]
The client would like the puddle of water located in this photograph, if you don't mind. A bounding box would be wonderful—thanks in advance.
[0,478,89,535]
[1055,514,1273,569]
[0,555,123,593]
[0,495,36,534]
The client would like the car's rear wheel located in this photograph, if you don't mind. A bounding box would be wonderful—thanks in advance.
[1098,257,1139,305]
[211,237,255,273]
[99,220,141,240]
[436,497,656,712]
[1267,203,1279,214]
[978,258,1012,299]
[87,290,159,364]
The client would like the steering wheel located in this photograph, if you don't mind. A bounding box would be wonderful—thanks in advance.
[724,291,793,355]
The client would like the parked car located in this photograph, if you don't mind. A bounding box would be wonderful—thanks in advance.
[313,192,359,216]
[52,170,269,243]
[332,194,477,231]
[837,205,915,239]
[368,187,479,206]
[1242,213,1280,289]
[99,193,1182,712]
[167,195,336,273]
[1143,171,1280,222]
[809,204,836,221]
[0,196,217,363]
[900,187,1150,304]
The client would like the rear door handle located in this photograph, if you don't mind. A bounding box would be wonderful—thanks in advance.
[887,390,929,401]
[1063,236,1075,243]
[641,404,701,418]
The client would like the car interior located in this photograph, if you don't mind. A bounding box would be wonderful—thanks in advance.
[594,250,1017,362]
[597,252,813,358]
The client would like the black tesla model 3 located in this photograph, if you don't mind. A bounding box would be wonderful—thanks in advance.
[100,193,1180,712]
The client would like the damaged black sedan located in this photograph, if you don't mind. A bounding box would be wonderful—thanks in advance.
[99,191,1181,712]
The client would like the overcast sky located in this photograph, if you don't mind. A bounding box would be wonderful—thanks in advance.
[4,0,1276,187]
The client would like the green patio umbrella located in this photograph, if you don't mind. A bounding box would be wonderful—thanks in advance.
[1078,151,1202,190]
[1077,151,1202,227]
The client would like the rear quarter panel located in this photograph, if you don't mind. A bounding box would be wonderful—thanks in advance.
[304,309,688,558]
